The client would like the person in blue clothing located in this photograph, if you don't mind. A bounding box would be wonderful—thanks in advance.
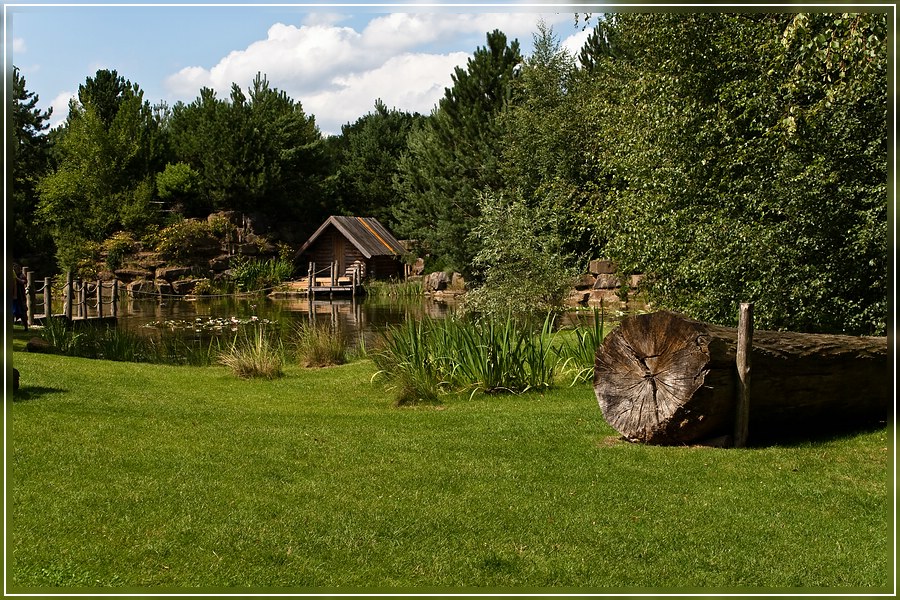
[11,265,28,331]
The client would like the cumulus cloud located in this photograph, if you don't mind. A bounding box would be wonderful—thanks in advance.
[13,37,26,53]
[47,91,76,129]
[163,11,577,135]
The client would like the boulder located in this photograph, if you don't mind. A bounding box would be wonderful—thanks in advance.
[155,280,173,296]
[574,273,597,290]
[424,271,449,292]
[209,255,231,272]
[114,267,154,283]
[172,279,204,296]
[629,274,645,289]
[26,337,56,354]
[589,259,617,275]
[156,266,192,281]
[593,274,621,289]
[412,258,426,276]
[127,279,158,298]
[449,272,467,291]
[567,290,590,306]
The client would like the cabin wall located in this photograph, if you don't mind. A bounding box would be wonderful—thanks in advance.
[299,225,402,280]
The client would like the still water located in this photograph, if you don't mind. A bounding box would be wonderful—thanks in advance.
[116,294,457,347]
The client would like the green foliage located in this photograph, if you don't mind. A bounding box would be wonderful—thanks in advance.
[154,218,218,263]
[330,99,424,230]
[394,30,523,274]
[167,74,328,226]
[37,69,164,270]
[217,326,284,379]
[11,66,54,261]
[363,278,424,300]
[156,162,203,216]
[465,192,577,320]
[101,231,137,271]
[371,313,561,405]
[228,256,294,292]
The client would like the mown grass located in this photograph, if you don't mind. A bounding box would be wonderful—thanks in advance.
[6,345,891,592]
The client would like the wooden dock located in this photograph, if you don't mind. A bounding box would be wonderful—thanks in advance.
[271,262,365,298]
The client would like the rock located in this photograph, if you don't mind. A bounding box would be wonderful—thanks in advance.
[589,289,621,304]
[574,273,597,290]
[589,259,617,275]
[593,274,621,289]
[236,243,259,256]
[127,279,158,297]
[629,274,645,289]
[412,258,425,276]
[567,290,590,306]
[424,271,449,292]
[155,280,173,296]
[172,279,204,295]
[156,266,192,281]
[114,267,154,283]
[209,255,231,272]
[449,272,466,291]
[26,337,56,354]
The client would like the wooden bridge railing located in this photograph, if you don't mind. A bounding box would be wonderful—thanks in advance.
[23,269,120,326]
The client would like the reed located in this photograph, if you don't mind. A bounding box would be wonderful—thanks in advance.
[363,278,424,300]
[292,322,348,368]
[557,306,607,384]
[217,326,285,379]
[371,313,562,404]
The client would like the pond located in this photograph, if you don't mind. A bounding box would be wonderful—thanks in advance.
[116,293,458,349]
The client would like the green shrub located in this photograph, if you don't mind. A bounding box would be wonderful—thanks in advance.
[229,257,295,293]
[101,231,137,272]
[371,313,561,405]
[155,219,219,263]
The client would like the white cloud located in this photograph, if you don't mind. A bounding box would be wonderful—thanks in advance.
[561,28,591,58]
[13,37,26,53]
[47,91,76,129]
[163,12,578,135]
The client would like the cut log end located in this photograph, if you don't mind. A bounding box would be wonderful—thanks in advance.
[594,310,889,445]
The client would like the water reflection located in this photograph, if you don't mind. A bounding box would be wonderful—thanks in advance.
[118,295,458,347]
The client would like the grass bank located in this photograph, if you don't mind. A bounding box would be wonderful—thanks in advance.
[7,348,892,591]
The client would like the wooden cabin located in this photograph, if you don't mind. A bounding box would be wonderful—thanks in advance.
[296,216,406,281]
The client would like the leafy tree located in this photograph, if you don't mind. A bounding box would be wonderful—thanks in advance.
[465,192,576,319]
[394,30,522,274]
[330,99,424,230]
[575,13,887,334]
[10,66,54,263]
[37,70,162,273]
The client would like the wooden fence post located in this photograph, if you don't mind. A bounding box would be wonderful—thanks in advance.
[78,279,86,319]
[43,277,52,321]
[25,270,35,326]
[96,279,104,319]
[308,262,315,300]
[64,271,73,320]
[111,280,119,318]
[734,302,754,448]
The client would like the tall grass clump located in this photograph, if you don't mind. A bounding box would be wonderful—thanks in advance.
[371,313,562,405]
[217,326,284,379]
[557,306,607,384]
[364,278,425,300]
[371,318,445,405]
[229,257,295,293]
[292,322,348,368]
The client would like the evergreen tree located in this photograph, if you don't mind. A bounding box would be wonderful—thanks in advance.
[11,66,54,263]
[394,30,522,274]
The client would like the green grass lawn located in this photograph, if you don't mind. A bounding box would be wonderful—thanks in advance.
[6,339,893,592]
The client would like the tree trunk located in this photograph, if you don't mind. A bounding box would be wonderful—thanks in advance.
[594,311,889,445]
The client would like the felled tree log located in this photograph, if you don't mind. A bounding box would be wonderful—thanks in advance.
[594,311,889,445]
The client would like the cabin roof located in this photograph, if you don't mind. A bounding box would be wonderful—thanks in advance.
[298,216,406,259]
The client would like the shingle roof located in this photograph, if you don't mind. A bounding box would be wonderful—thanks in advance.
[298,216,406,259]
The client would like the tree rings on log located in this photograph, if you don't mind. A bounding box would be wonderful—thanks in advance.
[594,311,889,445]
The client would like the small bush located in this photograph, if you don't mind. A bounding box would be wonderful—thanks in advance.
[229,257,295,293]
[218,326,284,379]
[155,219,219,263]
[101,231,137,272]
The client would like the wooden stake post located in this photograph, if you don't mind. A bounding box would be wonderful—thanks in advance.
[734,303,753,448]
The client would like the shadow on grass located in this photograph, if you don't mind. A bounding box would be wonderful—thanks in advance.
[748,418,889,448]
[11,386,68,402]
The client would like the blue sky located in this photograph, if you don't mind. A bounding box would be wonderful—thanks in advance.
[7,4,591,135]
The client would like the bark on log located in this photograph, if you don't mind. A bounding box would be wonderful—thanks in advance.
[594,311,889,445]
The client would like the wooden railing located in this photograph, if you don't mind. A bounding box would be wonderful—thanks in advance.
[22,269,121,325]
